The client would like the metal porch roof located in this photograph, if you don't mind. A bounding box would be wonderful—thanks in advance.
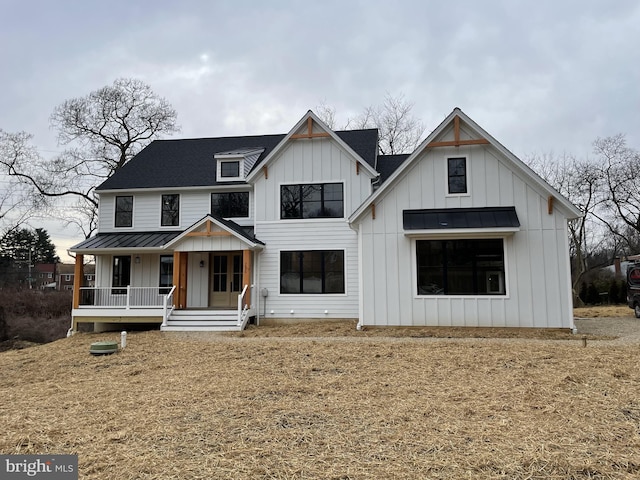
[403,207,520,230]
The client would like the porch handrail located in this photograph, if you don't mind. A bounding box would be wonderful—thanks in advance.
[77,286,174,309]
[237,284,250,327]
[163,285,176,327]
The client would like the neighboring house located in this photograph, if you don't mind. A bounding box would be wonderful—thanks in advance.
[69,108,581,333]
[57,263,95,291]
[32,263,56,289]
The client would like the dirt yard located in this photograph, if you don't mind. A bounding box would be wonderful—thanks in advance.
[1,309,639,479]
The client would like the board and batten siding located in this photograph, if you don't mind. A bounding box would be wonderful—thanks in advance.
[98,189,254,232]
[256,221,359,319]
[94,253,171,288]
[358,143,574,329]
[253,137,374,320]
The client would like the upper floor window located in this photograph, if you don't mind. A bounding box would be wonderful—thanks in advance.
[447,157,467,194]
[281,183,344,219]
[115,195,133,227]
[216,159,243,181]
[211,192,249,218]
[220,161,240,178]
[161,194,180,227]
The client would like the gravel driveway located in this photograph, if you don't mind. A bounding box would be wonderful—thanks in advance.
[574,315,640,345]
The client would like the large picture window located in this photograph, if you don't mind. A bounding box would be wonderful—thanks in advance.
[112,256,131,294]
[159,255,174,294]
[211,192,249,218]
[115,196,133,227]
[161,194,180,226]
[280,250,345,294]
[416,239,505,295]
[281,183,343,219]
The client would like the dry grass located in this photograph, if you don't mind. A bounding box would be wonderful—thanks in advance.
[574,305,632,318]
[1,327,640,479]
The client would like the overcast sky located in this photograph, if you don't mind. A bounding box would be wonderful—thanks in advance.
[1,0,639,260]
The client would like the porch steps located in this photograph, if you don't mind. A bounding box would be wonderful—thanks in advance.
[161,310,243,332]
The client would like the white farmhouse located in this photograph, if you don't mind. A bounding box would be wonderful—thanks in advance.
[69,108,581,332]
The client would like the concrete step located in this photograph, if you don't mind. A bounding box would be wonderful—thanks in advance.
[161,324,242,332]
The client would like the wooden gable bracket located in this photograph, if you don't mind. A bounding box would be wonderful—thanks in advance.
[263,165,268,179]
[548,196,554,215]
[186,220,232,237]
[426,115,490,148]
[290,117,331,140]
[371,202,376,220]
[356,162,360,175]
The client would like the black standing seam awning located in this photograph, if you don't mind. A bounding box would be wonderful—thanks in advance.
[403,207,520,230]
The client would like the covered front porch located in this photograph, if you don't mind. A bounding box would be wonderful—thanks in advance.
[69,215,264,332]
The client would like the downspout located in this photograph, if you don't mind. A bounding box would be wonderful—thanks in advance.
[356,222,364,331]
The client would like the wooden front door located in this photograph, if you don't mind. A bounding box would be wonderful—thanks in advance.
[210,252,243,308]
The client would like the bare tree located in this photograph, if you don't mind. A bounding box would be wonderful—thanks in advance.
[526,152,605,291]
[0,78,179,237]
[0,130,42,234]
[317,93,425,155]
[594,134,640,245]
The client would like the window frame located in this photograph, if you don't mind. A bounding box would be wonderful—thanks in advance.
[446,157,469,196]
[280,182,344,219]
[414,237,507,297]
[279,250,346,295]
[114,195,134,228]
[211,191,250,218]
[161,194,180,227]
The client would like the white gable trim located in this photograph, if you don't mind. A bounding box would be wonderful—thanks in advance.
[245,110,378,182]
[349,108,582,224]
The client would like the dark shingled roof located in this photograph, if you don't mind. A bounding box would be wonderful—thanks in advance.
[376,154,410,185]
[97,129,379,191]
[403,207,520,230]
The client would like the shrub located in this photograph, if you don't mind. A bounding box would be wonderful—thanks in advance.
[0,289,72,344]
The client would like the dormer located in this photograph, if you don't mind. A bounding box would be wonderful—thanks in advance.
[215,147,265,182]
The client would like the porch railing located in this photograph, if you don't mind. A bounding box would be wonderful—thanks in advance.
[237,284,250,328]
[163,286,176,327]
[78,286,173,308]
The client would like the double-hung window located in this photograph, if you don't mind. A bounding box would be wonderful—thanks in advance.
[416,239,505,295]
[115,196,133,227]
[161,194,180,226]
[281,183,343,219]
[280,250,345,294]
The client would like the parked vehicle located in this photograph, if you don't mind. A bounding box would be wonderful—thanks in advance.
[627,263,640,317]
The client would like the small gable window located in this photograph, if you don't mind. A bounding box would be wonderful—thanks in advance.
[161,194,180,227]
[447,157,467,194]
[220,161,240,178]
[115,195,133,228]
